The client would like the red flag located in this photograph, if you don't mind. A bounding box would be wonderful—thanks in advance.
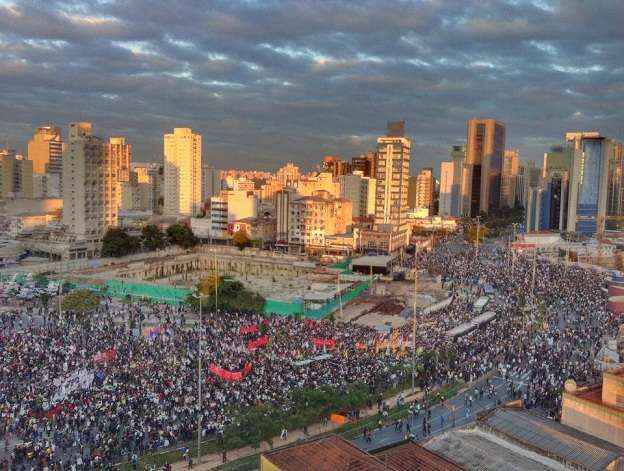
[209,363,253,382]
[247,335,269,351]
[240,325,259,335]
[93,348,117,364]
[313,338,336,349]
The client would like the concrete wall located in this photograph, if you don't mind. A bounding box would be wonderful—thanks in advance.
[603,373,624,408]
[561,392,624,448]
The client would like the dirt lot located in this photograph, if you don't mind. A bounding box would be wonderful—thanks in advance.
[338,273,448,330]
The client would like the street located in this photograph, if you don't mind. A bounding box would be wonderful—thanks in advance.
[351,373,529,452]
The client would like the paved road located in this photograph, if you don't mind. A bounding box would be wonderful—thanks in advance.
[351,373,529,452]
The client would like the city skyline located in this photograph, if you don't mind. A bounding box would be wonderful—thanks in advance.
[1,0,623,171]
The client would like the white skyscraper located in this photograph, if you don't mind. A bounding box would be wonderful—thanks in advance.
[374,121,411,228]
[62,123,123,251]
[164,128,202,217]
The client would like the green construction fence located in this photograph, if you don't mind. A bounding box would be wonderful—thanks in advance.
[263,279,371,320]
[105,280,192,305]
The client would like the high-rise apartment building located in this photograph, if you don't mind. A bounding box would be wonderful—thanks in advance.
[121,168,154,212]
[351,151,376,178]
[460,118,506,217]
[130,162,163,213]
[407,176,417,210]
[565,132,623,235]
[322,156,351,177]
[164,128,202,217]
[439,162,454,216]
[202,165,221,201]
[410,168,435,214]
[108,137,131,184]
[374,121,410,227]
[28,125,63,175]
[339,171,376,219]
[62,123,122,248]
[543,145,574,179]
[288,190,352,250]
[0,149,33,199]
[539,145,574,231]
[501,149,519,208]
[359,121,411,253]
[449,145,465,216]
[275,189,294,244]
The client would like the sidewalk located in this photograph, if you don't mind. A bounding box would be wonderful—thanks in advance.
[171,387,422,470]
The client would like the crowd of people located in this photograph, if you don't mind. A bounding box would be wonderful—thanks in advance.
[0,234,618,469]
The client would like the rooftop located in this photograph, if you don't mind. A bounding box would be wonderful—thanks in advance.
[425,428,564,470]
[479,407,624,471]
[264,436,462,471]
[372,441,463,470]
[262,435,387,471]
[351,255,393,268]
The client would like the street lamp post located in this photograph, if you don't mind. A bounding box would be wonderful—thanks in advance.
[475,216,481,259]
[214,249,219,311]
[411,248,418,393]
[337,272,343,318]
[193,293,205,462]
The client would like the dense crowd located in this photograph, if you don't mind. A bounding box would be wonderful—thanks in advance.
[410,237,617,415]
[0,234,618,469]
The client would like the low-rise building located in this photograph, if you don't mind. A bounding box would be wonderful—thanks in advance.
[426,406,624,470]
[288,190,352,253]
[0,198,62,237]
[561,368,624,448]
[230,215,276,244]
[410,216,459,233]
[0,150,34,199]
[261,435,462,471]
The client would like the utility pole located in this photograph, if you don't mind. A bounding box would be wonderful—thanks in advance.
[475,216,481,259]
[531,247,537,299]
[337,272,343,318]
[214,250,218,311]
[411,248,418,393]
[58,280,63,319]
[196,294,204,461]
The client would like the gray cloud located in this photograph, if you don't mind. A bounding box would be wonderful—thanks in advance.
[0,0,623,173]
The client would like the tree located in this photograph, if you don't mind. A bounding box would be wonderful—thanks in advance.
[167,223,198,249]
[188,277,265,312]
[465,224,489,244]
[197,275,219,296]
[232,230,251,250]
[102,228,141,257]
[141,224,167,251]
[61,289,101,322]
[39,292,50,309]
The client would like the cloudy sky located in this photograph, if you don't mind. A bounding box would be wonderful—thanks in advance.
[0,0,623,173]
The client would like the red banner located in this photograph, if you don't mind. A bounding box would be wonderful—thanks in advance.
[313,338,336,349]
[93,348,117,364]
[355,342,367,350]
[45,402,76,419]
[209,363,252,382]
[247,335,269,351]
[240,325,259,334]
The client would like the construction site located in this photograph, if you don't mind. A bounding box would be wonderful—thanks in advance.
[337,270,449,329]
[3,244,449,322]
